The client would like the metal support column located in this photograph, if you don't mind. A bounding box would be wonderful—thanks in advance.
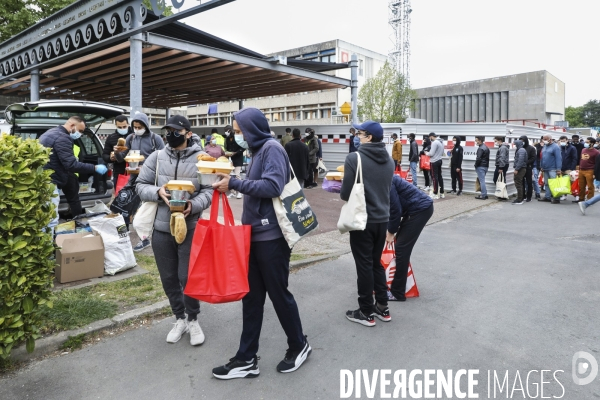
[129,12,143,115]
[165,108,171,120]
[350,54,358,124]
[238,100,244,110]
[30,68,39,101]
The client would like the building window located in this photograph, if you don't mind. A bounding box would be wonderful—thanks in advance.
[151,117,165,126]
[321,109,331,118]
[359,59,364,76]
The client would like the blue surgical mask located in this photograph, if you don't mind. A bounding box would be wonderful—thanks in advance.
[70,130,82,140]
[117,128,128,135]
[235,134,248,149]
[584,143,590,148]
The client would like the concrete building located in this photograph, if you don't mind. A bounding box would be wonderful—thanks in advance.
[185,39,387,127]
[410,70,565,126]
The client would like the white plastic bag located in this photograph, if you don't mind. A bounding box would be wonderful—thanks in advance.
[89,214,137,275]
[337,153,367,234]
[86,200,110,214]
[133,202,158,240]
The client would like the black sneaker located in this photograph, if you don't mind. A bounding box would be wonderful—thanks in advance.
[373,304,391,322]
[512,199,524,205]
[212,357,260,380]
[345,309,376,327]
[535,193,541,199]
[525,198,532,202]
[276,336,312,373]
[457,191,462,196]
[133,238,151,252]
[387,290,406,302]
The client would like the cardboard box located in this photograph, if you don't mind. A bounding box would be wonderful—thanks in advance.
[55,232,105,283]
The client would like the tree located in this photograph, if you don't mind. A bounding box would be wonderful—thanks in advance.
[565,105,585,128]
[358,62,415,123]
[0,0,75,43]
[582,100,600,127]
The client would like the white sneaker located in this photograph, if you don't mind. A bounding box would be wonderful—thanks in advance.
[188,319,205,346]
[560,195,566,201]
[227,193,235,199]
[424,186,430,191]
[236,192,243,199]
[166,319,188,343]
[440,193,445,199]
[429,194,439,200]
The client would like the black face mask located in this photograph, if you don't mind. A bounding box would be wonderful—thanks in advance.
[167,133,187,148]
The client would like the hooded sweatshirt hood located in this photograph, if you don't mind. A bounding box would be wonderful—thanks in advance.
[358,142,392,164]
[515,140,524,150]
[234,107,272,150]
[453,137,462,147]
[519,136,530,147]
[131,112,150,132]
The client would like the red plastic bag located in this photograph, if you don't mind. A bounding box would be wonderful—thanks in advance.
[538,171,544,187]
[419,155,431,170]
[185,191,251,303]
[571,179,579,197]
[115,174,129,195]
[395,166,413,183]
[380,242,419,297]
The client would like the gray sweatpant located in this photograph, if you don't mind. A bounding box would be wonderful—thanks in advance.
[152,230,200,320]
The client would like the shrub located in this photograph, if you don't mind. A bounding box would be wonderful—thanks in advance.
[0,135,56,359]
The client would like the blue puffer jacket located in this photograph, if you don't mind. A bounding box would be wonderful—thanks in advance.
[540,142,562,171]
[39,125,95,188]
[388,175,433,234]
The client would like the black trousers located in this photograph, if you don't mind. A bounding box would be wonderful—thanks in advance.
[493,166,508,184]
[514,168,526,201]
[522,166,533,200]
[391,205,434,300]
[349,222,389,315]
[152,230,200,321]
[62,172,83,216]
[236,237,305,360]
[305,163,317,187]
[450,166,463,191]
[422,168,430,187]
[430,160,444,194]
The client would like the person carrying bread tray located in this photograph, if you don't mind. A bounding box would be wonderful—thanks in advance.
[101,114,132,188]
[136,115,213,347]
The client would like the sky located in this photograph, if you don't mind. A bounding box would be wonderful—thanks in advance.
[178,0,598,107]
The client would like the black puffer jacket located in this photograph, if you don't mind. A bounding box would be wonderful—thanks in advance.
[102,128,132,175]
[225,132,244,167]
[475,144,490,168]
[39,125,95,188]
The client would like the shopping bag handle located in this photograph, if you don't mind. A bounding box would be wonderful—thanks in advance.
[209,191,235,226]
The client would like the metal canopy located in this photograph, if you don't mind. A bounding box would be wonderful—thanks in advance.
[0,33,349,108]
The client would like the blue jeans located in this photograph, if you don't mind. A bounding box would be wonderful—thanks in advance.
[410,162,418,187]
[584,193,600,207]
[476,167,488,197]
[543,170,557,199]
[532,167,541,196]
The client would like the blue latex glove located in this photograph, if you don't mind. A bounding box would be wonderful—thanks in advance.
[95,164,108,175]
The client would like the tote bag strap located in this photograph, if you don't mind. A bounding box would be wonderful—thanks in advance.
[209,191,235,227]
[354,153,363,185]
[154,150,161,186]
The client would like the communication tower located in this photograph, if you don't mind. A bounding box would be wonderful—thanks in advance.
[388,0,412,85]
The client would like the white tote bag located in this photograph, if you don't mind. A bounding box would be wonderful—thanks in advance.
[272,164,319,248]
[132,151,160,240]
[495,171,508,199]
[337,153,367,234]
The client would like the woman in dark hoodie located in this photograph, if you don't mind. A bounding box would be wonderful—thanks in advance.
[211,107,310,379]
[419,136,431,190]
[449,136,464,195]
[519,135,538,202]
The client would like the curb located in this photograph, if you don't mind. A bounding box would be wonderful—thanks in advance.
[290,249,350,270]
[11,299,171,362]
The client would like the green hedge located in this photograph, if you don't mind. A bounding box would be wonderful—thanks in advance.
[0,135,56,358]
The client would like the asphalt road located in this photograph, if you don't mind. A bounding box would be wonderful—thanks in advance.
[2,198,599,399]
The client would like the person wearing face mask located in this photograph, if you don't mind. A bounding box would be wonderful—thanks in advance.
[210,127,226,151]
[114,112,165,250]
[303,128,319,189]
[558,135,577,201]
[225,124,245,199]
[535,137,544,192]
[519,135,538,202]
[493,136,510,189]
[136,115,213,347]
[204,134,226,159]
[576,137,599,204]
[538,134,562,204]
[425,132,445,199]
[449,136,463,195]
[512,139,528,205]
[39,116,108,233]
[408,133,419,187]
[571,134,584,164]
[419,136,432,191]
[211,107,311,378]
[474,136,490,200]
[102,115,132,187]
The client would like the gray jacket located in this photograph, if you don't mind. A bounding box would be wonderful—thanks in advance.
[306,135,319,164]
[114,112,165,165]
[428,138,445,163]
[495,143,510,167]
[513,140,527,170]
[136,142,213,233]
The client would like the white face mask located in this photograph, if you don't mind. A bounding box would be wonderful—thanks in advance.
[134,128,145,136]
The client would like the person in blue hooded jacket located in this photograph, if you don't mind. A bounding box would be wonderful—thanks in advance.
[211,107,310,379]
[386,175,434,301]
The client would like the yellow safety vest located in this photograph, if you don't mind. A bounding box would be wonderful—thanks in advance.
[73,144,80,177]
[212,133,225,150]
